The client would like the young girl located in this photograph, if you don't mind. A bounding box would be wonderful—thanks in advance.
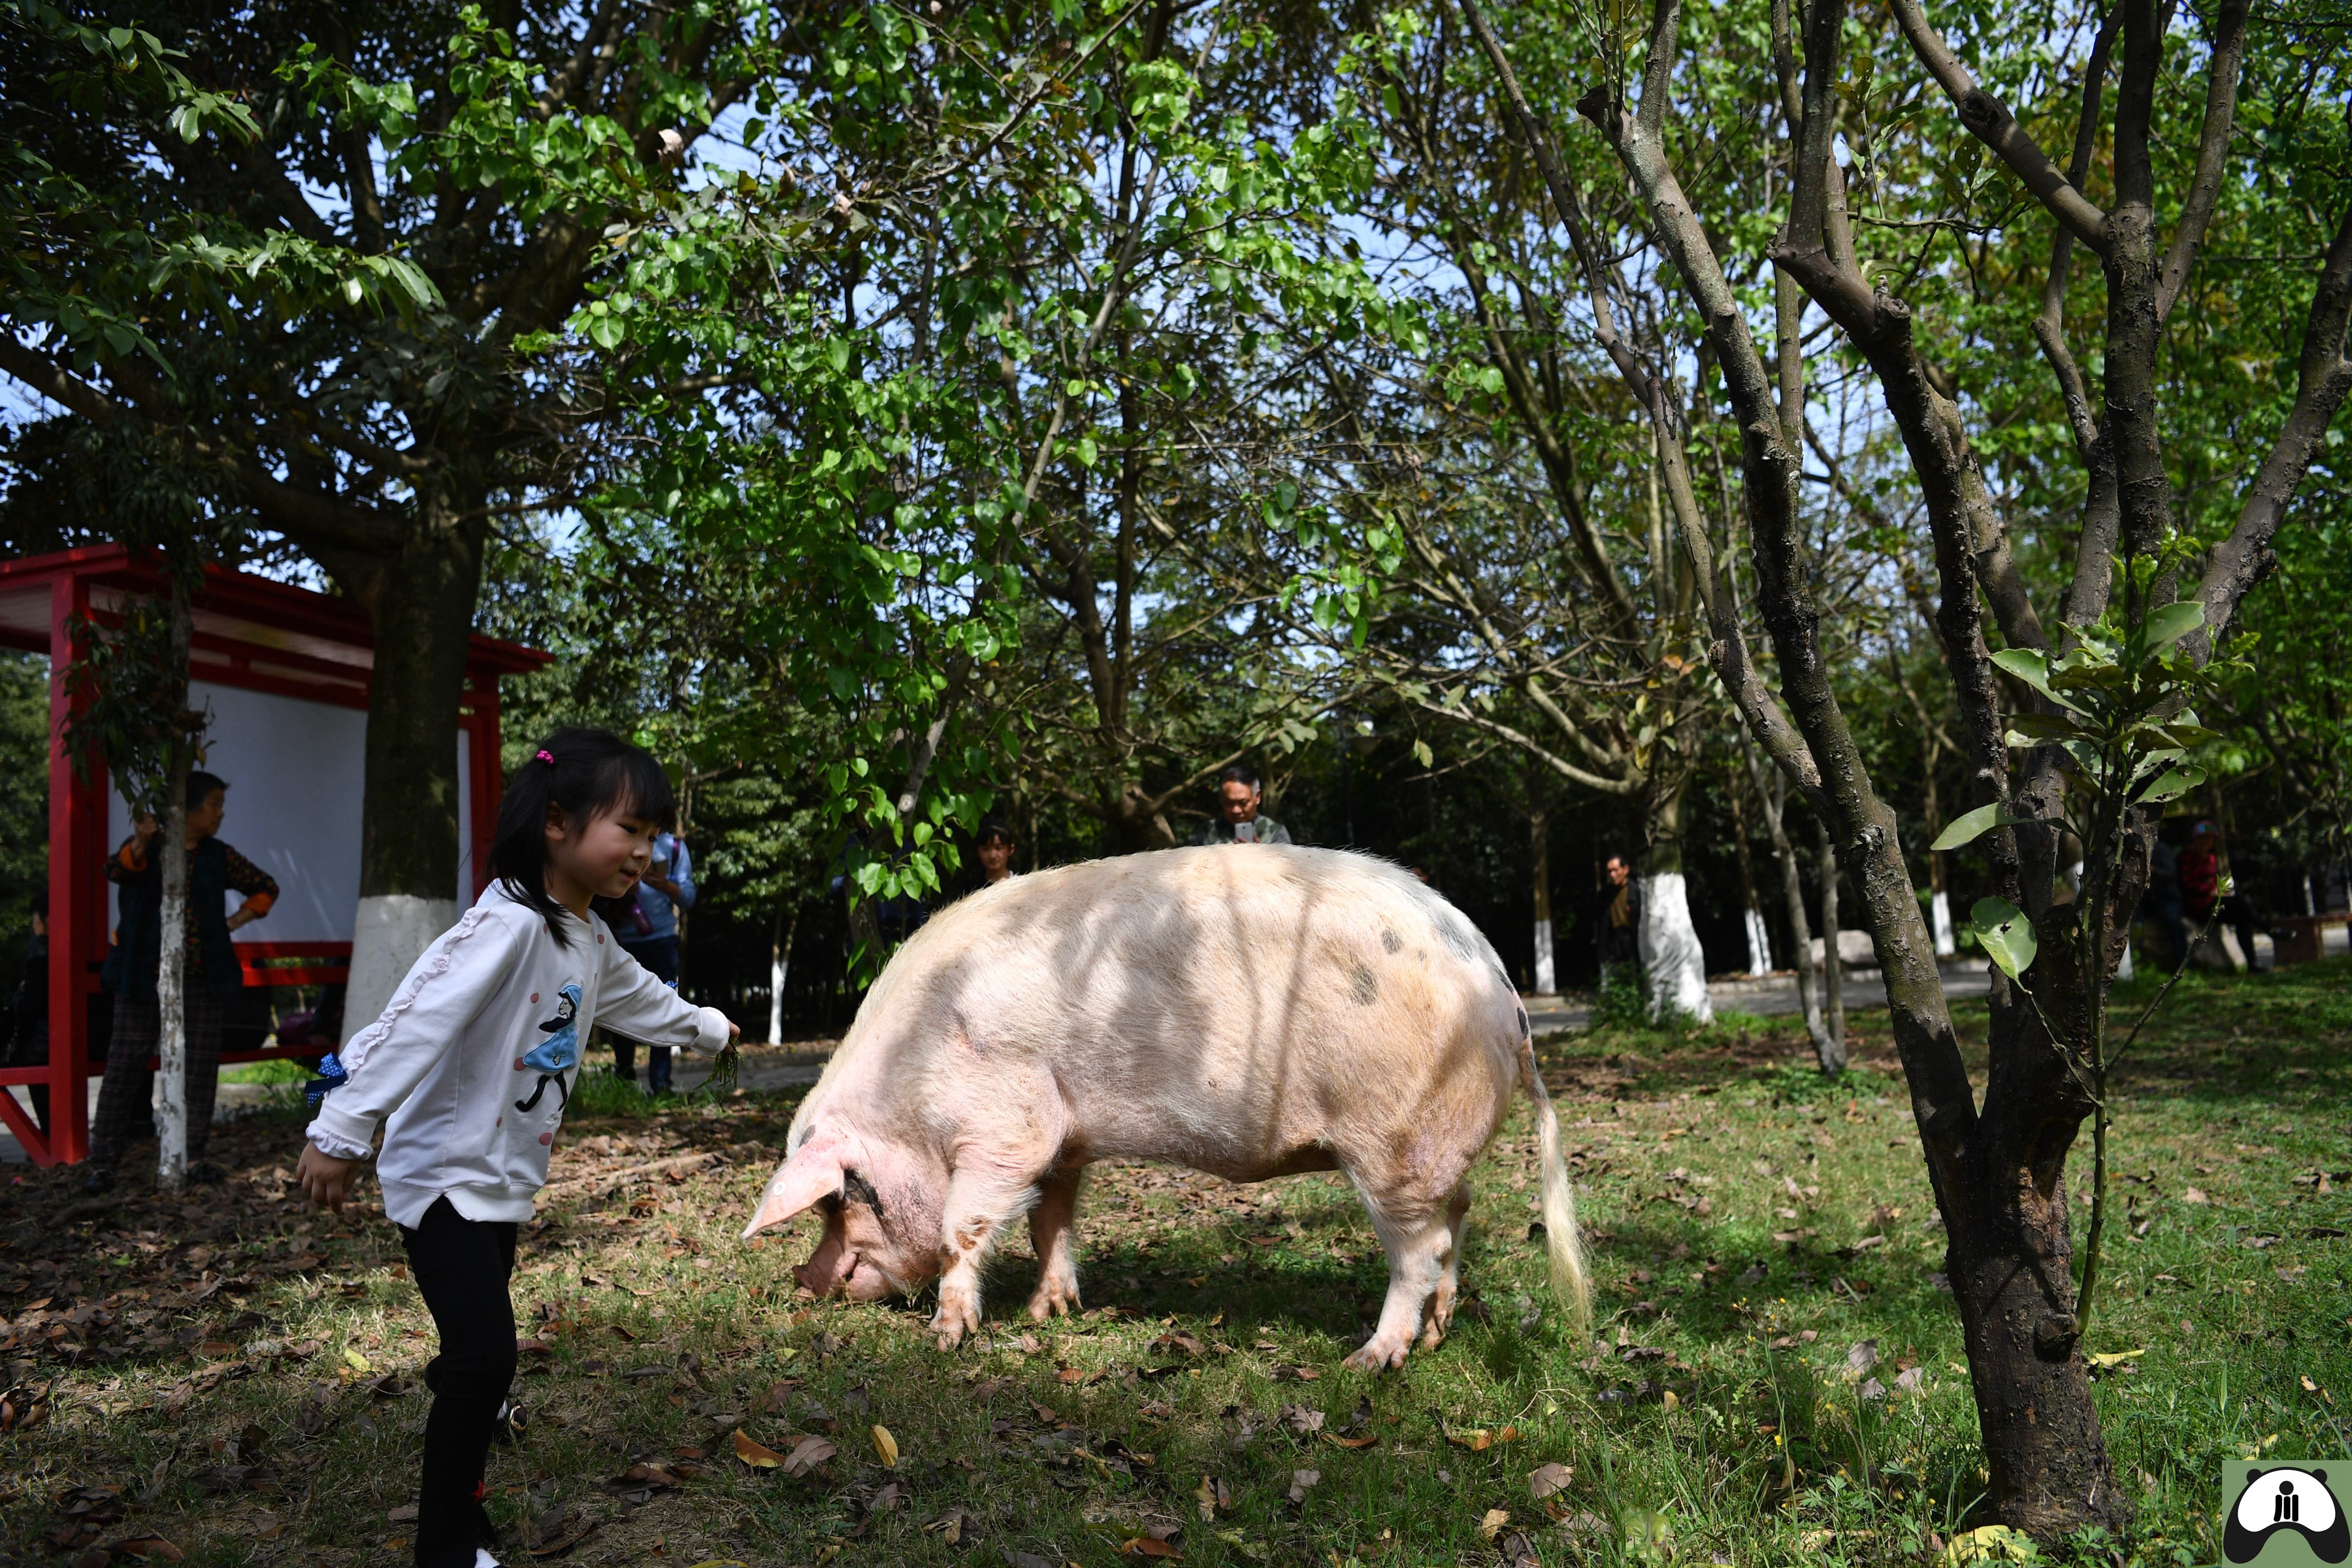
[295,728,738,1568]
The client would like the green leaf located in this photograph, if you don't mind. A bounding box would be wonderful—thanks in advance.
[2142,600,2205,649]
[1412,738,1433,768]
[1991,647,2085,712]
[2003,713,2092,744]
[1931,801,2033,852]
[1968,898,2037,981]
[2135,765,2206,805]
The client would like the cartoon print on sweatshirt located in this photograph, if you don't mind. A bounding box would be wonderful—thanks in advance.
[515,983,584,1113]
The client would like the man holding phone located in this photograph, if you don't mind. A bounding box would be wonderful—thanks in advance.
[1194,765,1294,847]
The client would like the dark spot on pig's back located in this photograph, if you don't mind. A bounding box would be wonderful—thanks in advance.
[1350,965,1379,1005]
[1516,1004,1530,1037]
[1380,927,1403,954]
[1431,911,1478,963]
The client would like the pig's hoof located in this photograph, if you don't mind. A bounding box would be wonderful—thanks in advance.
[1418,1320,1448,1350]
[1342,1338,1413,1373]
[1027,1276,1081,1320]
[931,1288,981,1350]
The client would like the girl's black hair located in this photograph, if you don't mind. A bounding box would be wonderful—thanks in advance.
[488,727,676,947]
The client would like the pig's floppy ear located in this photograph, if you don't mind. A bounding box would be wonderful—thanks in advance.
[743,1141,845,1238]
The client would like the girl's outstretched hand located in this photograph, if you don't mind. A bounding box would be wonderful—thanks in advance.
[297,1142,363,1211]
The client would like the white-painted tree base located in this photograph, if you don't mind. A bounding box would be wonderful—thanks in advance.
[1638,873,1714,1023]
[342,894,461,1051]
[1532,918,1556,994]
[767,955,788,1045]
[1931,890,1957,958]
[2116,942,2134,982]
[1743,906,1771,976]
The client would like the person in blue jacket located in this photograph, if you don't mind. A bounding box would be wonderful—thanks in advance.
[605,828,694,1092]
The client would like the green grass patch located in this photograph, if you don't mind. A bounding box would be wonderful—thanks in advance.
[218,1058,315,1086]
[3,962,2346,1565]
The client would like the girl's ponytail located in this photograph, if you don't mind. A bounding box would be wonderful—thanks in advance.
[487,727,676,947]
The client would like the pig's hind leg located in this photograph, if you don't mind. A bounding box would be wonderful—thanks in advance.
[1026,1168,1085,1320]
[1418,1181,1474,1349]
[1346,1194,1464,1372]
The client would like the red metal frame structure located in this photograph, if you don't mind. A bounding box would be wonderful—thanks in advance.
[0,545,547,1166]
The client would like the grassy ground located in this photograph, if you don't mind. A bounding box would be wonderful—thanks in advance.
[3,960,2345,1567]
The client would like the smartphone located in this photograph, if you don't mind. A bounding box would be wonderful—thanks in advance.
[1234,821,1257,844]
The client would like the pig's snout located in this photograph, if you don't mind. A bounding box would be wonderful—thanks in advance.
[793,1249,847,1296]
[793,1214,854,1296]
[841,1256,896,1303]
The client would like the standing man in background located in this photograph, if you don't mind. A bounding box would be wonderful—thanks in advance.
[1596,852,1641,983]
[608,827,696,1094]
[84,772,277,1192]
[1194,765,1294,846]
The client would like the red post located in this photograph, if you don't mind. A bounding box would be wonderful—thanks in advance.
[467,679,503,899]
[48,572,101,1164]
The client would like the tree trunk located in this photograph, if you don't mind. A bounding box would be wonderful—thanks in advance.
[1926,772,1958,956]
[1530,761,1556,993]
[1727,770,1772,975]
[1098,779,1179,854]
[768,905,798,1045]
[1947,983,2123,1533]
[340,491,488,1047]
[1637,770,1712,1022]
[154,577,193,1192]
[1815,816,1848,1070]
[1743,734,1828,1049]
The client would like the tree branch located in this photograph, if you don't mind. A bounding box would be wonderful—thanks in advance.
[2153,0,2248,323]
[1887,0,2110,252]
[0,337,125,423]
[2191,199,2352,655]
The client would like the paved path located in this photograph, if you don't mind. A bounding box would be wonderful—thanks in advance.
[0,956,2126,1163]
[1522,960,1999,1035]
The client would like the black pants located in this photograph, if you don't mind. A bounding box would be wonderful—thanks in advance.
[5,1021,48,1139]
[608,936,679,1091]
[88,991,226,1169]
[399,1197,517,1568]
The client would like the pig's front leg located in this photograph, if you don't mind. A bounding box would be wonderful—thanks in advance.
[1026,1169,1085,1320]
[930,1158,1041,1349]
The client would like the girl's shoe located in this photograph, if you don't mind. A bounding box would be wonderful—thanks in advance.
[473,1550,504,1568]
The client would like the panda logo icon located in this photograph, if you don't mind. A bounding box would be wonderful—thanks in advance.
[2226,1467,2350,1563]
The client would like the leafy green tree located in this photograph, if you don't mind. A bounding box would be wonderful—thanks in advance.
[0,0,797,1021]
[576,0,1405,907]
[1452,0,2349,1535]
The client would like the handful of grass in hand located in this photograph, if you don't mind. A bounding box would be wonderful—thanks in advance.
[699,1040,742,1099]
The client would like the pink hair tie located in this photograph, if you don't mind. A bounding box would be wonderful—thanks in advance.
[536,749,555,765]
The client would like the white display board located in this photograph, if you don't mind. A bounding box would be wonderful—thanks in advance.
[105,680,476,945]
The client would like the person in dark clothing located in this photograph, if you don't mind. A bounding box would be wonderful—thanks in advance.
[2146,837,2190,970]
[1597,853,1641,970]
[604,829,694,1094]
[1194,765,1294,846]
[1590,846,1646,1006]
[5,891,49,1139]
[2180,823,2221,926]
[82,771,278,1192]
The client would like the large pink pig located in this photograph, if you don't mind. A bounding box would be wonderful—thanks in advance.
[743,845,1588,1369]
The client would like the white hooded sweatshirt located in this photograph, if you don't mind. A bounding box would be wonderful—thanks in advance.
[306,883,732,1228]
